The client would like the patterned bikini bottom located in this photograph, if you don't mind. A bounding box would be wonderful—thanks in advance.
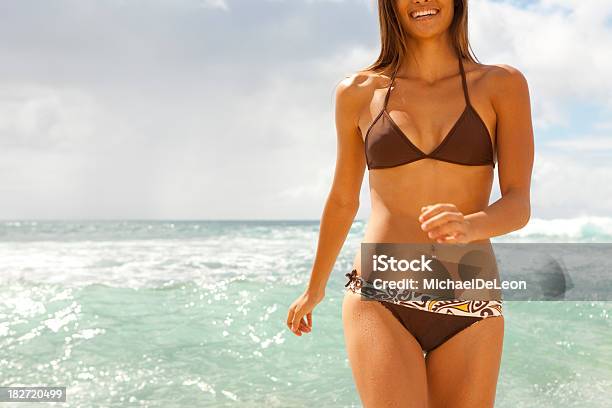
[344,269,503,318]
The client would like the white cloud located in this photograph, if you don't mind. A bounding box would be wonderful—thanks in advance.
[0,84,99,151]
[543,136,612,151]
[312,45,376,77]
[472,0,612,128]
[0,0,611,219]
[200,0,230,10]
[531,151,612,216]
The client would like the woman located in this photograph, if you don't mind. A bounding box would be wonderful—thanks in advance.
[286,0,533,407]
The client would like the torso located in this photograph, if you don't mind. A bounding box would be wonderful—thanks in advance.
[352,57,498,272]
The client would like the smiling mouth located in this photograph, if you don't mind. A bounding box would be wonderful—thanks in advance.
[410,8,440,20]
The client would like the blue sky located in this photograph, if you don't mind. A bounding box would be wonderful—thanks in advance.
[0,0,610,219]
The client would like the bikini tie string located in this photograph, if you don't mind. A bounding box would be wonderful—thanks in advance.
[344,269,357,287]
[344,269,363,291]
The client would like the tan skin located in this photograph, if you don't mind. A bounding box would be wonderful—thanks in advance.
[286,0,534,406]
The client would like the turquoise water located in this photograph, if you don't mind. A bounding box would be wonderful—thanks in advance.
[0,220,610,407]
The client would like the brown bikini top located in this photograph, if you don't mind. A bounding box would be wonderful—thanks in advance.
[364,53,495,169]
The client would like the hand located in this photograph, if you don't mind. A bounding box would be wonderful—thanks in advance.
[286,289,324,336]
[419,203,474,244]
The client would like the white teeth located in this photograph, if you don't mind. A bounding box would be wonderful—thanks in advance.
[411,9,439,19]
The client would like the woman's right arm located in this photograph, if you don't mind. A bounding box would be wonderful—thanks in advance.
[286,74,368,336]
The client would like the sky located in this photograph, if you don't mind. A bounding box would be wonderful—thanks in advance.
[0,0,611,220]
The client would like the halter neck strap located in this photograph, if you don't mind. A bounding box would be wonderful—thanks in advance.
[457,53,471,106]
[382,65,398,109]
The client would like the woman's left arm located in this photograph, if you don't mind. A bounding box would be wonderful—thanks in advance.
[422,65,535,242]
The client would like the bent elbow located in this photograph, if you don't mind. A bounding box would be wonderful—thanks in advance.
[518,203,531,229]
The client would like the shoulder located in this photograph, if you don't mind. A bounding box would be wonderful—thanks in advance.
[334,69,392,121]
[481,63,530,103]
[486,63,528,87]
[335,69,391,106]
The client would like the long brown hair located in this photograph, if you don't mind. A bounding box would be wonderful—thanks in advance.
[362,0,479,76]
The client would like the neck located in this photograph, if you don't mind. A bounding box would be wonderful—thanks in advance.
[396,38,460,85]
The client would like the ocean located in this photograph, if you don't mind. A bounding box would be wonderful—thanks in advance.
[0,219,610,407]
